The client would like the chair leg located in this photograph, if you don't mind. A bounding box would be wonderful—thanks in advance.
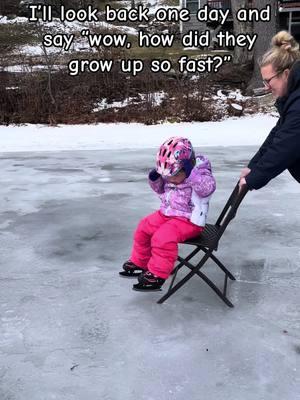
[182,258,234,308]
[201,248,236,281]
[167,249,203,292]
[169,248,201,292]
[171,248,201,276]
[157,252,210,304]
[168,265,180,291]
[158,255,234,308]
[223,274,228,296]
[196,269,234,308]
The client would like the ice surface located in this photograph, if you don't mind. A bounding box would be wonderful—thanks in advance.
[0,147,299,400]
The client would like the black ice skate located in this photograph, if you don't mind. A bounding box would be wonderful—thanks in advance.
[132,271,165,292]
[119,260,144,278]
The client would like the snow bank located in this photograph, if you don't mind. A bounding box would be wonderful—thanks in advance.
[0,114,277,153]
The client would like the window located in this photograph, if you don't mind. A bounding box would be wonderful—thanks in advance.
[185,0,200,14]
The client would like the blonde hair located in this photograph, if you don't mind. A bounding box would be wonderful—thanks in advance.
[259,31,300,72]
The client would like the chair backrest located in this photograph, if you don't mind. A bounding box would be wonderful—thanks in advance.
[215,182,248,240]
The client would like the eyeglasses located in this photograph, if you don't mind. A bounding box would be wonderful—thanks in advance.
[262,71,283,87]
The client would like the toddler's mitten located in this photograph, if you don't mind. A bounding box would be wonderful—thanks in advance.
[149,169,161,181]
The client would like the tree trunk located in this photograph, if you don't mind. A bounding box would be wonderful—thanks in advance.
[231,0,253,65]
[246,0,278,94]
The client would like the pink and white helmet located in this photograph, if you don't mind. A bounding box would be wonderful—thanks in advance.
[156,136,194,177]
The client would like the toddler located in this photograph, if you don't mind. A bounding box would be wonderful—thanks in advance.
[119,136,216,291]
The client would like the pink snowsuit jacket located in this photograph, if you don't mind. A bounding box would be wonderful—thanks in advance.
[149,155,216,227]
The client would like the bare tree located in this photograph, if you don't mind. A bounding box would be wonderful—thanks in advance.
[35,20,65,124]
[231,0,253,65]
[246,0,278,94]
[0,0,19,15]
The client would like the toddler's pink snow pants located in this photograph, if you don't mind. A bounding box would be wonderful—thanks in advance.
[130,211,204,279]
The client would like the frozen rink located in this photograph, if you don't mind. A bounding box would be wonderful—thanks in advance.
[0,147,300,400]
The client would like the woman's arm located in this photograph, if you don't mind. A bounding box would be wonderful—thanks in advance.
[246,108,300,190]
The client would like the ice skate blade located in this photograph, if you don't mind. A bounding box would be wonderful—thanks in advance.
[132,284,162,292]
[119,271,142,278]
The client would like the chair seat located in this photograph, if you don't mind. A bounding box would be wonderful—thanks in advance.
[184,224,220,249]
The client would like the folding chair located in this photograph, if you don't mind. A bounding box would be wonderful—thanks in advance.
[157,183,248,307]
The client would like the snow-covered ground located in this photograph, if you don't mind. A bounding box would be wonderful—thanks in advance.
[0,0,179,58]
[0,114,277,152]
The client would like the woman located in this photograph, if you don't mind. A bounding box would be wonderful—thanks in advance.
[240,31,300,190]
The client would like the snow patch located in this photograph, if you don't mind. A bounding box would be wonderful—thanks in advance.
[93,92,166,112]
[215,89,250,101]
[0,114,278,153]
[3,64,64,73]
[231,103,243,111]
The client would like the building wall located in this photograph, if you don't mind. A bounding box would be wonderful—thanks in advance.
[180,0,300,37]
[180,0,208,34]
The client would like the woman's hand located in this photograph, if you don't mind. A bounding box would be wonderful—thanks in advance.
[239,167,251,191]
[239,177,247,192]
[240,167,251,179]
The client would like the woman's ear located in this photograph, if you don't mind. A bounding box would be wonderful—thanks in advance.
[284,69,290,80]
